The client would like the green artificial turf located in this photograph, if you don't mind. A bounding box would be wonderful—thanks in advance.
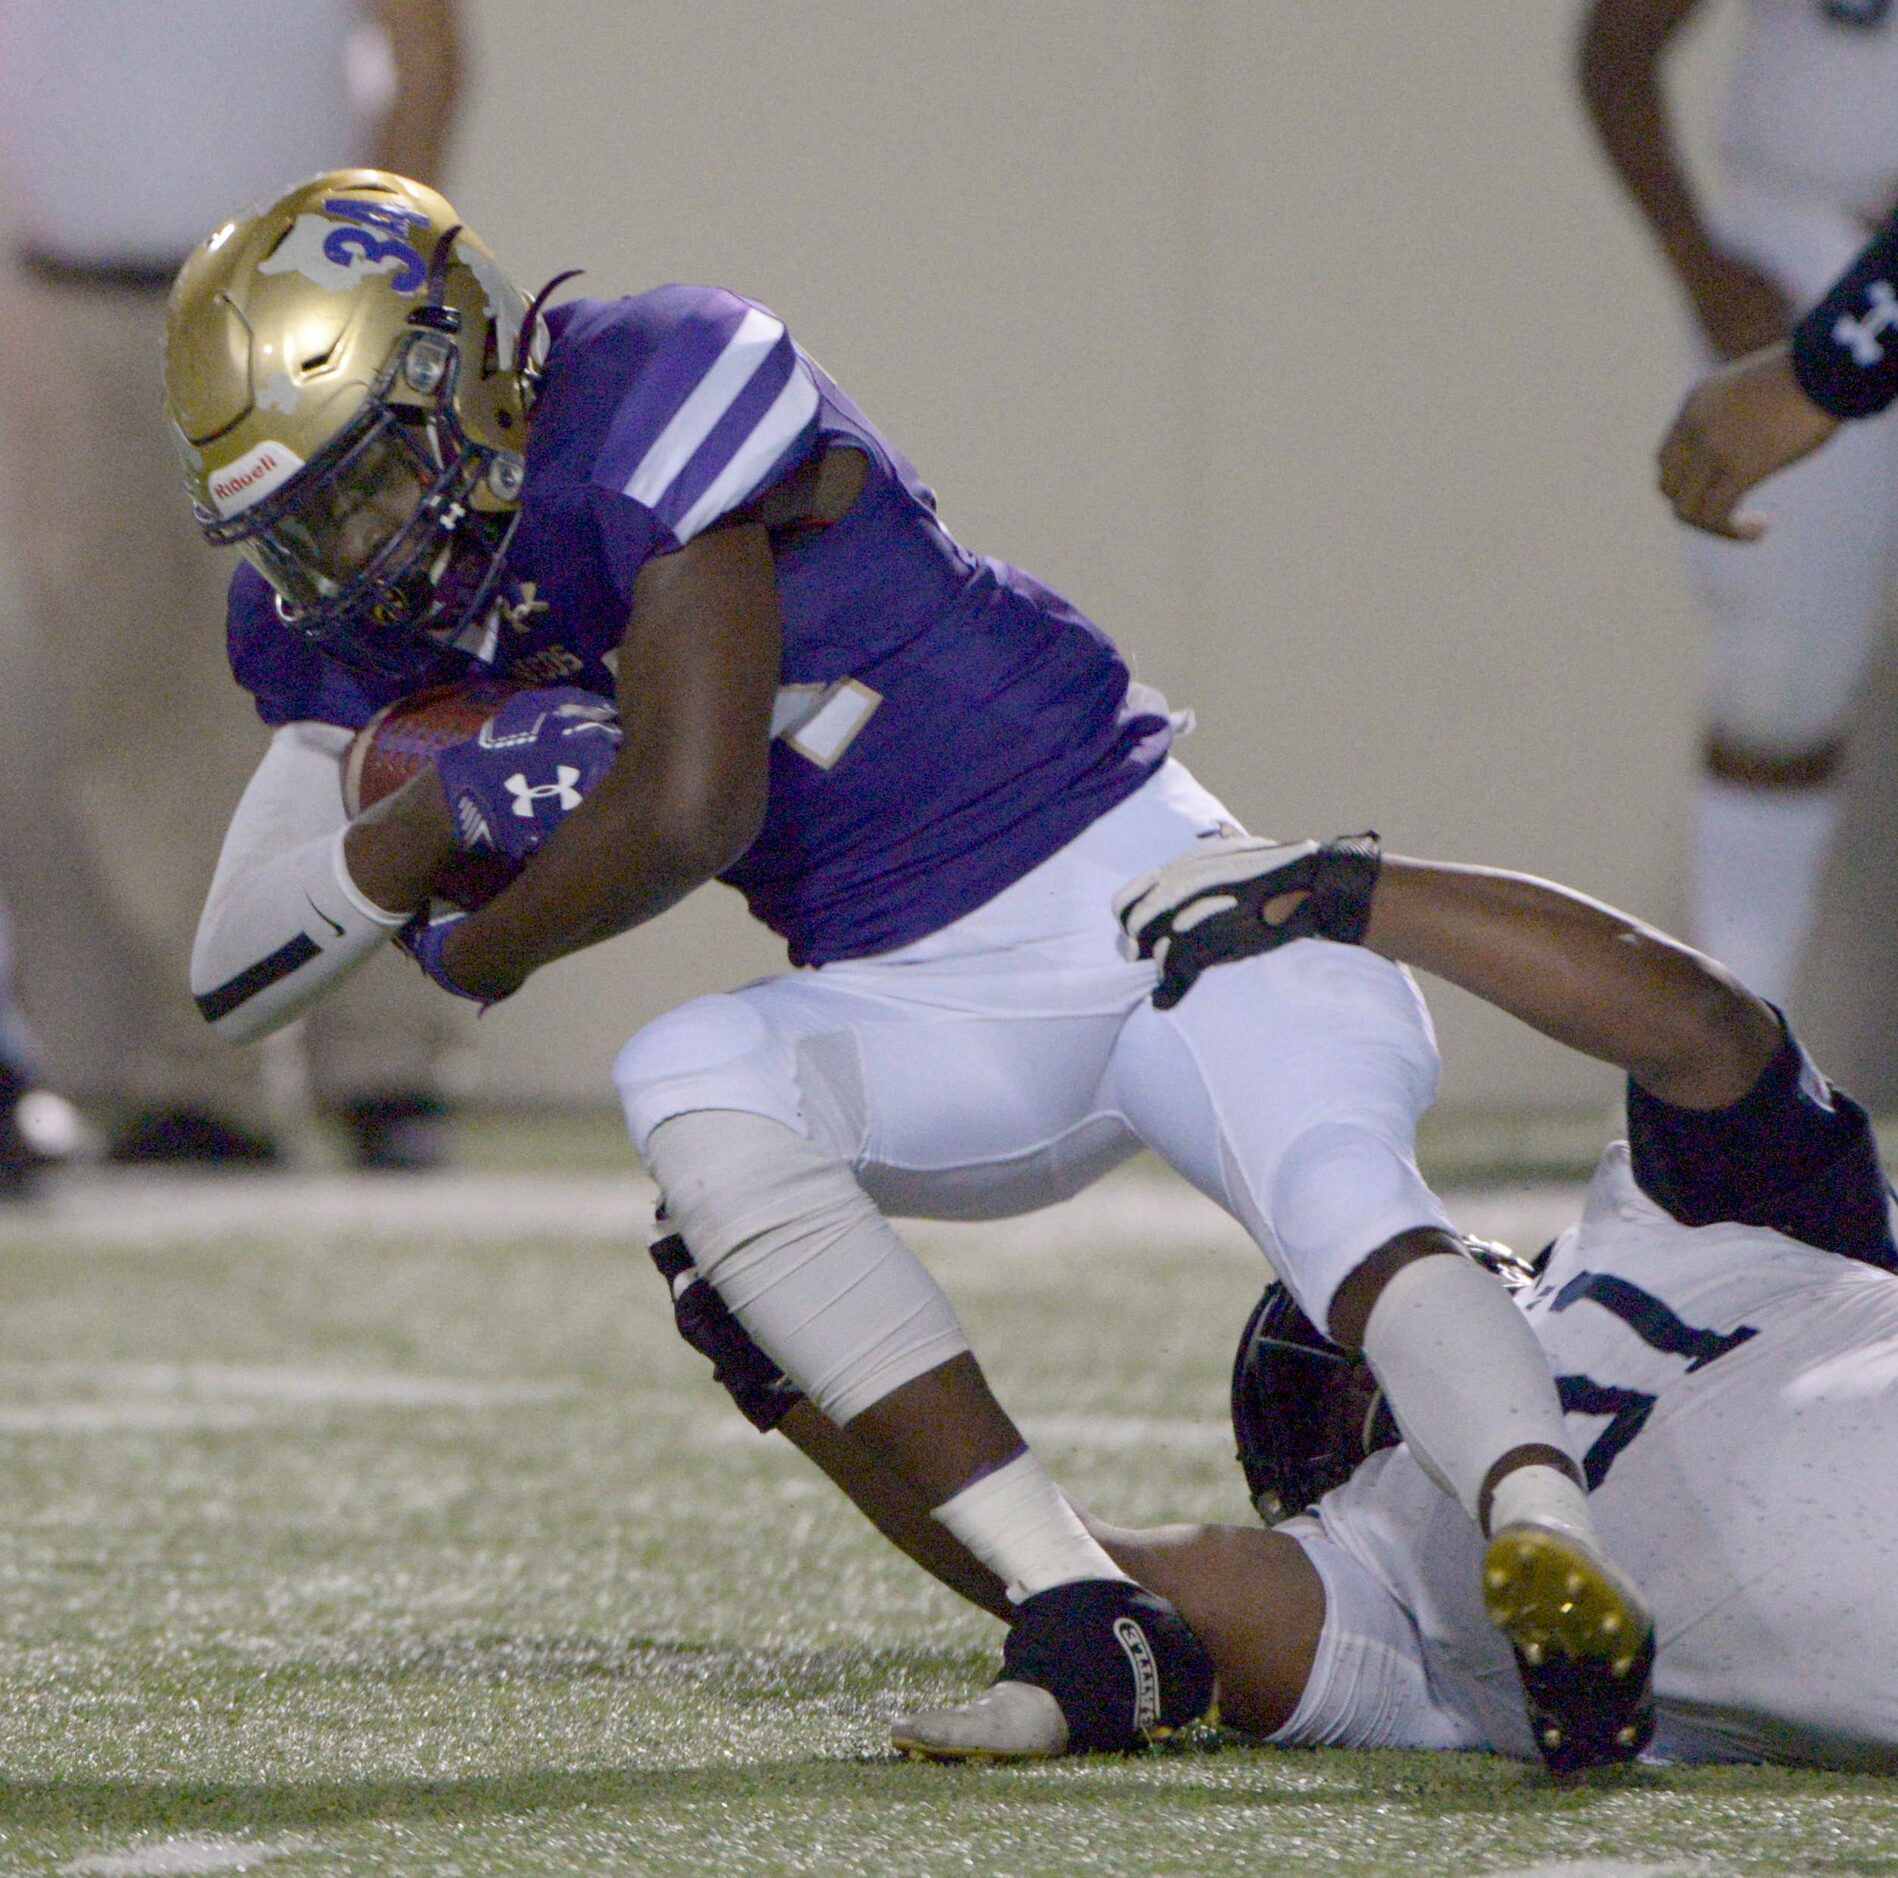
[0,1166,1889,1875]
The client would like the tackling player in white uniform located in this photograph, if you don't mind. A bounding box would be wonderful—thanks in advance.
[668,832,1898,1767]
[1097,832,1898,1766]
[1580,0,1898,1009]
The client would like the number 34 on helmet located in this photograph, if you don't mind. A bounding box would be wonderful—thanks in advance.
[162,168,568,683]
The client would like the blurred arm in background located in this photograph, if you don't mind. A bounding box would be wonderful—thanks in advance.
[1577,0,1793,361]
[370,0,464,187]
[1660,212,1898,538]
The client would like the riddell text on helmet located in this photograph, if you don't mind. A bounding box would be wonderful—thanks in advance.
[209,441,305,517]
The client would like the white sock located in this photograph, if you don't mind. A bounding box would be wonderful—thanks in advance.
[643,1110,970,1425]
[1488,1462,1593,1542]
[1360,1253,1596,1543]
[1693,774,1840,1005]
[931,1450,1129,1602]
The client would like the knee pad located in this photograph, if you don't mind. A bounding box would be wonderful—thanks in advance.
[615,996,806,1157]
[646,1216,802,1433]
[642,1108,859,1283]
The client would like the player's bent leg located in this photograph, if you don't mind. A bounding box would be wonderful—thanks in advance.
[1113,954,1652,1773]
[1346,1244,1655,1773]
[639,1106,1215,1757]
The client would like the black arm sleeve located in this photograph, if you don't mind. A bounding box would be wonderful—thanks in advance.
[1789,212,1898,420]
[1625,1024,1898,1271]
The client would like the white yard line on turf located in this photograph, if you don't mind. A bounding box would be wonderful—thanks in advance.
[1485,1864,1696,1878]
[703,1409,1236,1452]
[0,1360,571,1406]
[0,1363,573,1434]
[61,1837,315,1877]
[0,1167,1585,1257]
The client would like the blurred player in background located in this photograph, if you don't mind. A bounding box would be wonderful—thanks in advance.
[1578,0,1898,1010]
[161,169,1652,1768]
[0,896,86,1198]
[705,839,1898,1768]
[0,0,464,1168]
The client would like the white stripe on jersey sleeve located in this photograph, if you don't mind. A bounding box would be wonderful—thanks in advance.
[622,306,787,514]
[673,365,821,542]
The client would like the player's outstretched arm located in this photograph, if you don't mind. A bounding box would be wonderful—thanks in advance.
[1117,839,1780,1109]
[1363,859,1781,1108]
[1084,1514,1324,1740]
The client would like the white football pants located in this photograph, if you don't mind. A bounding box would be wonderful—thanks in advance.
[616,760,1452,1338]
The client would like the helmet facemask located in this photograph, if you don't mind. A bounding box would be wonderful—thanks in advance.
[207,304,522,684]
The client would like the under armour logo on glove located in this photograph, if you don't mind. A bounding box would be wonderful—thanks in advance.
[1112,831,1382,1010]
[504,767,583,817]
[433,685,619,862]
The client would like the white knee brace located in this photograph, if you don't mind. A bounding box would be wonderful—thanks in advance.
[642,1109,970,1426]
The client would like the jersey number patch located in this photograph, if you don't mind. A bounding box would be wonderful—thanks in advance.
[1546,1272,1758,1489]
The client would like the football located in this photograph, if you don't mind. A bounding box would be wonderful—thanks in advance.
[342,677,536,911]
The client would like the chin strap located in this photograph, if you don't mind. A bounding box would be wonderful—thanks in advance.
[518,268,585,404]
[410,223,465,335]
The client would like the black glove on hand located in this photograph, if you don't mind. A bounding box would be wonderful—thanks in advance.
[1112,832,1382,1010]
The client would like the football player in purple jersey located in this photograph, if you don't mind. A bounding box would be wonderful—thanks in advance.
[164,169,1651,1766]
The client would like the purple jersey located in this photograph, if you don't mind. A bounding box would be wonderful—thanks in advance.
[227,286,1174,963]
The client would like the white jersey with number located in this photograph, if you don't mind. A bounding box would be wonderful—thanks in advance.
[1723,0,1898,220]
[1309,1143,1898,1769]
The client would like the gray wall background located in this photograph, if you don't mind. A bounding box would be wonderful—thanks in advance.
[443,0,1756,1113]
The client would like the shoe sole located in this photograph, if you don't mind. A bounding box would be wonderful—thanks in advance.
[1482,1524,1655,1775]
[889,1714,1209,1764]
[889,1732,1063,1764]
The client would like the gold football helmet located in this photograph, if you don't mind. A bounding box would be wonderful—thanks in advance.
[164,169,545,678]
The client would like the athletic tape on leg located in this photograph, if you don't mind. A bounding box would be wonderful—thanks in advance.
[643,1110,970,1425]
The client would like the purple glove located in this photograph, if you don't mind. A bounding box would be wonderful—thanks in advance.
[433,686,620,863]
[397,908,503,1009]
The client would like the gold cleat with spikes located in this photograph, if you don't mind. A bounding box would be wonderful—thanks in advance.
[1482,1522,1655,1776]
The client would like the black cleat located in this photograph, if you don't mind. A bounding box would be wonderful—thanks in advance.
[1483,1522,1655,1775]
[339,1093,452,1171]
[108,1107,281,1167]
[892,1578,1218,1761]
